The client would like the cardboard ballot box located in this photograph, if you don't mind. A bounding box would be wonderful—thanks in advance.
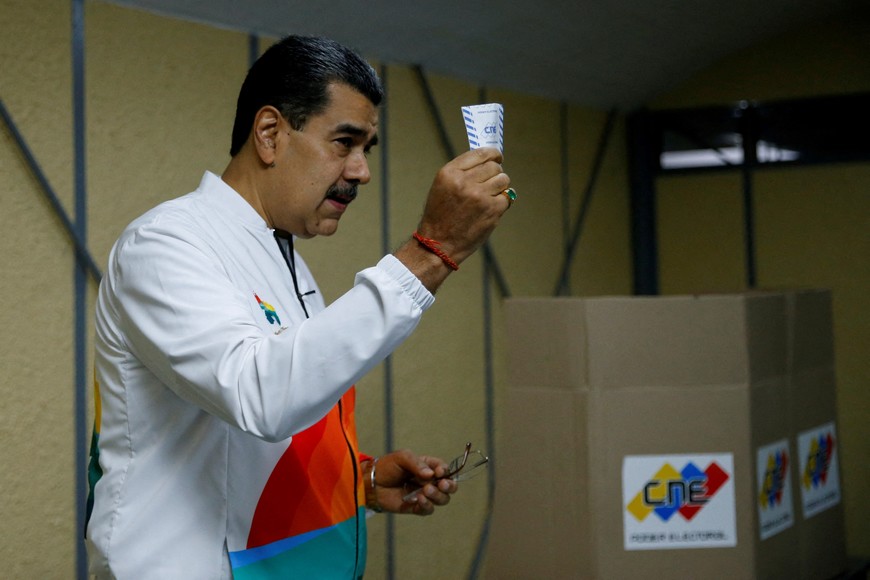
[786,290,847,580]
[485,292,845,580]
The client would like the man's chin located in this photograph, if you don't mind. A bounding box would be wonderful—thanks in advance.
[307,220,340,238]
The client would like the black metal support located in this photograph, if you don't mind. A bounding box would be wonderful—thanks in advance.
[248,33,259,67]
[738,104,758,289]
[467,252,496,580]
[414,65,456,162]
[72,1,89,578]
[559,102,571,293]
[412,65,511,299]
[626,109,660,296]
[412,66,501,580]
[0,98,103,284]
[553,108,617,296]
[466,84,497,580]
[378,64,397,580]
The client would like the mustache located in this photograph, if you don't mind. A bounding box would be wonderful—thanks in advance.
[326,184,358,202]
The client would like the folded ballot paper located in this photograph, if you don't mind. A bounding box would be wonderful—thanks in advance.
[461,103,504,154]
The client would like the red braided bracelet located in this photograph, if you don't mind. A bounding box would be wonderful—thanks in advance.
[412,231,459,271]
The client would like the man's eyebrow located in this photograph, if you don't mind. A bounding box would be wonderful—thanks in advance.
[335,123,378,146]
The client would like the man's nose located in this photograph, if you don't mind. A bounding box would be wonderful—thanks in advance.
[344,151,371,185]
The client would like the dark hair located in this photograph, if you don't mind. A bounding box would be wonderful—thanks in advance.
[229,35,384,156]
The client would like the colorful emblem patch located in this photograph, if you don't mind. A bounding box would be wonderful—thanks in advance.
[255,293,281,325]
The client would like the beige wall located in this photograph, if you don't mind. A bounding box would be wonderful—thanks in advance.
[1,0,629,577]
[653,13,870,559]
[2,0,78,575]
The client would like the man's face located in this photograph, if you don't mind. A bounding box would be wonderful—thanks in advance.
[266,82,378,238]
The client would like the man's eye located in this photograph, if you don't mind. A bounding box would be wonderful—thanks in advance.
[336,137,353,148]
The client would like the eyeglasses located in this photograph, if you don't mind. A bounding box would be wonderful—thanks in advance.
[403,442,489,502]
[443,441,489,481]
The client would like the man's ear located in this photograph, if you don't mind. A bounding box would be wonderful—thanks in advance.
[252,106,282,167]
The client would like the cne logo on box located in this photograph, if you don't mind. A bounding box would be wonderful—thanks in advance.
[626,461,729,523]
[623,454,737,550]
[797,422,841,519]
[759,449,789,510]
[803,431,834,490]
[756,439,795,540]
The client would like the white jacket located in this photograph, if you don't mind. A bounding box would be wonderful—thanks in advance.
[86,171,433,578]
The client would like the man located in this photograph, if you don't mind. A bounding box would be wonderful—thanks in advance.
[85,35,511,579]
